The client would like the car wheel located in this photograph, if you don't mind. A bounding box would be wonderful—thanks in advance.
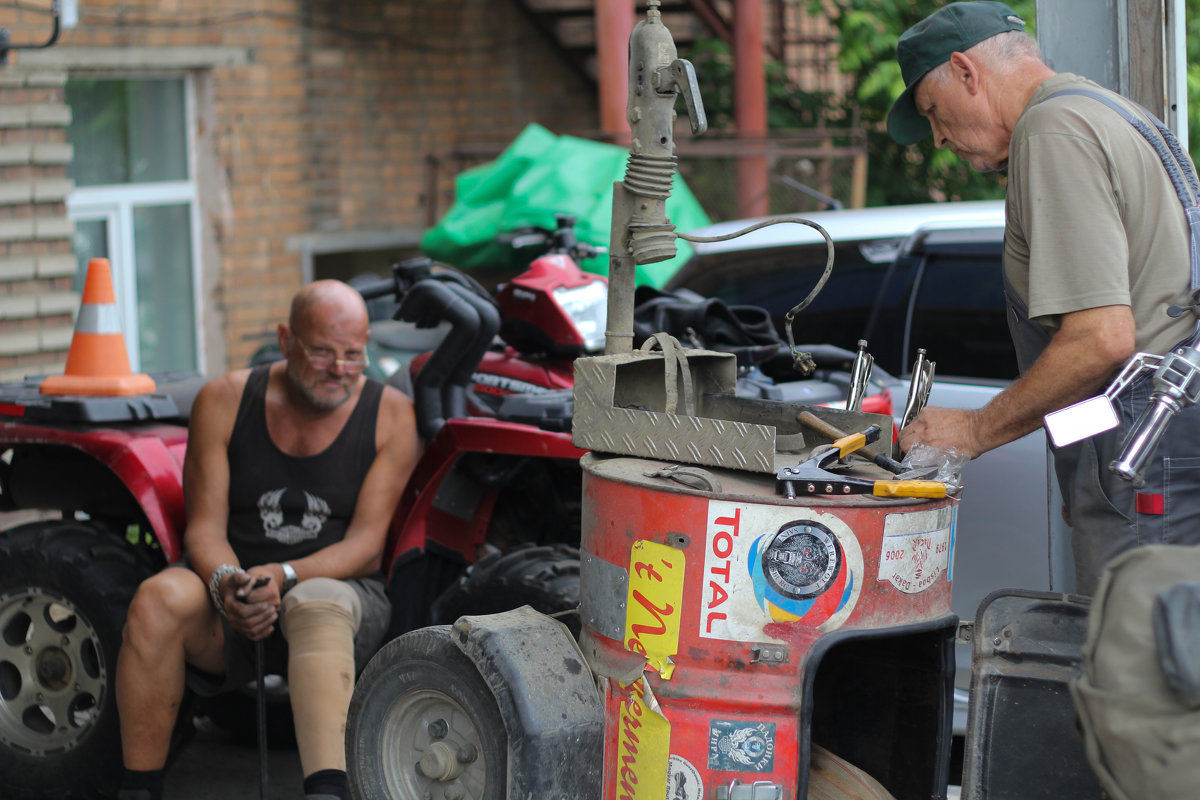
[347,626,506,800]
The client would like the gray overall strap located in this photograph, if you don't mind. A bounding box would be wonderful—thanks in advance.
[1047,88,1200,342]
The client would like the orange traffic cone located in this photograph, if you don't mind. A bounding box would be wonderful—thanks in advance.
[40,258,157,397]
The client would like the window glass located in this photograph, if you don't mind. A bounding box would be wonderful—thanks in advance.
[133,204,196,372]
[909,251,1016,380]
[70,219,109,295]
[679,240,894,353]
[66,78,189,187]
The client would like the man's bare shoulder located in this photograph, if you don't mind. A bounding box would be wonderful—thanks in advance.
[375,382,418,451]
[377,382,416,425]
[196,368,253,407]
[190,368,256,438]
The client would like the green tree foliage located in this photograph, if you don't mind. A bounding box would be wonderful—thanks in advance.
[686,37,830,130]
[691,2,1195,207]
[808,0,1036,205]
[1187,0,1200,169]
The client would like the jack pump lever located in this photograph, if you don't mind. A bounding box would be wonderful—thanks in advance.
[606,1,708,355]
[621,0,707,267]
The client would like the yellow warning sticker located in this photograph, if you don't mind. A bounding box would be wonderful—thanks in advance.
[624,540,685,678]
[614,677,671,800]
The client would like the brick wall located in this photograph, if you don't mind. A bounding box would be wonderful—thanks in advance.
[0,63,76,382]
[3,0,598,372]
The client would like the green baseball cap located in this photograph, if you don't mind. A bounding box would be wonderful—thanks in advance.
[887,2,1027,144]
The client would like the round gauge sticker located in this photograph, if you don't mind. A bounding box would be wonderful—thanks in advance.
[762,520,842,600]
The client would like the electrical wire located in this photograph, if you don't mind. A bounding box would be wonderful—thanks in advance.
[677,216,835,375]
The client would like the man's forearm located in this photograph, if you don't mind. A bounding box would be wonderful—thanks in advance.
[900,306,1134,457]
[184,524,240,583]
[973,308,1134,453]
[282,535,383,585]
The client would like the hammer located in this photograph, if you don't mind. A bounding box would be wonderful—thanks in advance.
[796,410,905,474]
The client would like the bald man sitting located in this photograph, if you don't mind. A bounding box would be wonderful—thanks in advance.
[116,281,419,800]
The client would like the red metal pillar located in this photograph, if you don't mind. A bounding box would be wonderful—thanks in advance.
[735,0,769,218]
[596,0,634,145]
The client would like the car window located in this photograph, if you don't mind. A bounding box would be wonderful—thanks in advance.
[673,239,900,351]
[908,246,1017,381]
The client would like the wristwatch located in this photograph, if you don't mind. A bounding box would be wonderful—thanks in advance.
[280,562,298,594]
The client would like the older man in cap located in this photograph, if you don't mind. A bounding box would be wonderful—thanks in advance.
[889,1,1200,594]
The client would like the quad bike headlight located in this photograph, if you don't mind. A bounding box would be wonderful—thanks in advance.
[553,279,608,352]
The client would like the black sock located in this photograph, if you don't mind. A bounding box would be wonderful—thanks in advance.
[303,768,348,799]
[119,768,165,800]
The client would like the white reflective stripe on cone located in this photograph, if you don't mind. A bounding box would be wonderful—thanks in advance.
[75,303,122,334]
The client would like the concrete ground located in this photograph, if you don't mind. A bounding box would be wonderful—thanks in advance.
[166,718,304,799]
[163,717,965,800]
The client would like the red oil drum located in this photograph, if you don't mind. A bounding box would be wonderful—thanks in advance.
[578,452,959,800]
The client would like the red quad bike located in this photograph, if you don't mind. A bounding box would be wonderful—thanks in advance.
[0,217,890,798]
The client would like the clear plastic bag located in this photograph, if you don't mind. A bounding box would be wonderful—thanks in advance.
[900,442,969,495]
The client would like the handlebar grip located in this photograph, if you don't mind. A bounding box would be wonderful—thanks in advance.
[1110,394,1182,482]
[356,278,396,301]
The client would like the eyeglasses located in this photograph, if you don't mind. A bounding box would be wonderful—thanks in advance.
[292,336,370,372]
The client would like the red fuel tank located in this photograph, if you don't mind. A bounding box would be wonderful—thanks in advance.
[579,452,958,800]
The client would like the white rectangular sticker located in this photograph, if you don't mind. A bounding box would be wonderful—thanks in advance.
[700,501,762,642]
[879,506,955,594]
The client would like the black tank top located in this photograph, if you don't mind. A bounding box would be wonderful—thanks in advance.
[225,365,383,567]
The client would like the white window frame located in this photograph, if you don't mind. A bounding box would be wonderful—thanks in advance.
[65,72,205,373]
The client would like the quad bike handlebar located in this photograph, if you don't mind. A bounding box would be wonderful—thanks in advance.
[1107,343,1200,481]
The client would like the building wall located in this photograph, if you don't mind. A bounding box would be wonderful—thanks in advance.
[4,0,597,374]
[0,65,76,382]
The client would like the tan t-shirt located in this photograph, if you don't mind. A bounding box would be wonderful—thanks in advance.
[1004,73,1194,358]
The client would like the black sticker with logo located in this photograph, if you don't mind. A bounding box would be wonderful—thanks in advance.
[708,719,776,772]
[763,520,841,600]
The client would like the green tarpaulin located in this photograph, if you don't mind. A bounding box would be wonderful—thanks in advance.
[422,123,711,288]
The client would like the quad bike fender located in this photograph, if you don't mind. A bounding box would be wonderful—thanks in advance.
[451,605,604,800]
[0,419,188,561]
[385,417,584,562]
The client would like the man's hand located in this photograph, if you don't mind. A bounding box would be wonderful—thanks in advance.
[222,570,280,641]
[899,406,985,459]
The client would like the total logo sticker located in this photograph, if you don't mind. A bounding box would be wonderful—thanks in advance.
[700,501,864,642]
[666,755,703,800]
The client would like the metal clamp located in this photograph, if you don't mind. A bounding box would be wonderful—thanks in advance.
[846,339,873,412]
[900,348,935,431]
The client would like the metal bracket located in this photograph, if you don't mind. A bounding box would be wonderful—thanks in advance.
[749,644,789,664]
[0,0,62,65]
[716,780,784,800]
[1103,351,1162,400]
